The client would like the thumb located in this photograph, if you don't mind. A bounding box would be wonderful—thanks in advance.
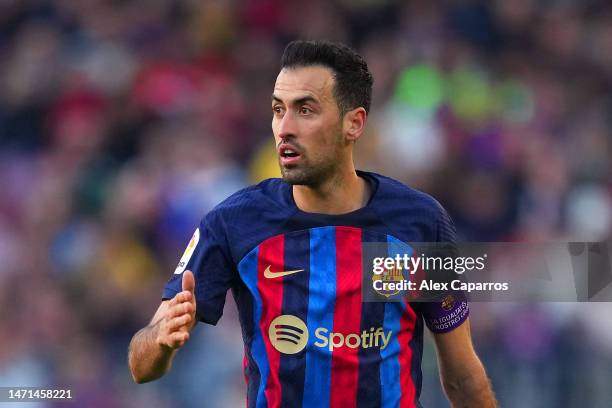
[182,270,196,294]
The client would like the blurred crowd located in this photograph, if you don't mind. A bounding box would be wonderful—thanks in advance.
[0,0,611,407]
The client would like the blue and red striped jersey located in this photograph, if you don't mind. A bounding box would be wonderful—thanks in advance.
[163,171,469,408]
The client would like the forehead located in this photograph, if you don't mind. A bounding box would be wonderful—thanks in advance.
[273,66,335,103]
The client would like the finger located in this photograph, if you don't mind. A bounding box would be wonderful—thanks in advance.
[182,270,195,294]
[169,331,190,348]
[167,302,194,319]
[175,290,193,304]
[167,314,193,332]
[168,294,180,306]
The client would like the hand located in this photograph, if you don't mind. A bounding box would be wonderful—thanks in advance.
[156,270,197,350]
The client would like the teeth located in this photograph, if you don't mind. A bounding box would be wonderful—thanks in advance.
[285,149,295,154]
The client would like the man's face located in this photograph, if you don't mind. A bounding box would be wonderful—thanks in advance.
[272,66,345,186]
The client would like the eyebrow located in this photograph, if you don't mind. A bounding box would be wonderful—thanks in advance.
[272,94,319,106]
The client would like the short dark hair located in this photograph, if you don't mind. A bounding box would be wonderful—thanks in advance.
[280,40,373,115]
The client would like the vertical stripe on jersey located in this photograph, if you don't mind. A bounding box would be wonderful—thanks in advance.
[242,350,252,408]
[357,229,386,408]
[302,227,336,408]
[234,280,259,408]
[398,300,418,407]
[395,237,418,408]
[408,313,424,405]
[238,248,267,408]
[380,236,417,408]
[330,226,363,408]
[258,234,285,408]
[279,230,310,407]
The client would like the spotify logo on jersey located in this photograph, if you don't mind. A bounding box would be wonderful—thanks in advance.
[269,315,309,354]
[269,315,393,355]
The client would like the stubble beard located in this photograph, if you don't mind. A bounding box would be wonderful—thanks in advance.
[280,155,338,187]
[279,124,345,187]
[280,135,344,187]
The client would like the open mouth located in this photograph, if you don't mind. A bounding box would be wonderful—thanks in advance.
[280,147,300,158]
[278,144,303,165]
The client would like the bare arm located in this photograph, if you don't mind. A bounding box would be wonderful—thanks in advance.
[128,270,197,383]
[433,318,497,408]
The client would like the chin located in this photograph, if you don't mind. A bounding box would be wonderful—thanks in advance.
[280,166,313,185]
[279,158,335,186]
[281,172,309,185]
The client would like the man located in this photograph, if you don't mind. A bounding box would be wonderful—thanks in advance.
[128,40,496,407]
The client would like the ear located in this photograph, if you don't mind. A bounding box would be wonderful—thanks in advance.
[343,107,367,142]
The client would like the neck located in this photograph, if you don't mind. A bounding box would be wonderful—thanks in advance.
[292,167,370,214]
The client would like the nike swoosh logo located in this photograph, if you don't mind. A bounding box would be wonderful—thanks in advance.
[264,265,304,279]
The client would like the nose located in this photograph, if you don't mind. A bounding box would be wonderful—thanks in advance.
[276,111,297,140]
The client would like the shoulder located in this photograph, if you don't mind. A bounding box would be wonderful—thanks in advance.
[366,171,455,242]
[201,178,291,229]
[196,178,294,263]
[368,171,447,216]
[217,178,288,209]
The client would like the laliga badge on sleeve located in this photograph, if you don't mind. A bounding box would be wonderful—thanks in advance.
[174,228,200,274]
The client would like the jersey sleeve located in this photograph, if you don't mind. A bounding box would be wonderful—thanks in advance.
[420,292,469,333]
[162,211,236,325]
[420,203,470,333]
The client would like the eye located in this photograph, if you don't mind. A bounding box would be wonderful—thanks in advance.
[272,105,284,115]
[299,106,312,115]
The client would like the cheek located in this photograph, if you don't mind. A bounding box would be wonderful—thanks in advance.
[307,127,340,161]
[271,118,280,139]
[271,126,285,147]
[310,117,334,141]
[303,124,328,151]
[272,131,281,145]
